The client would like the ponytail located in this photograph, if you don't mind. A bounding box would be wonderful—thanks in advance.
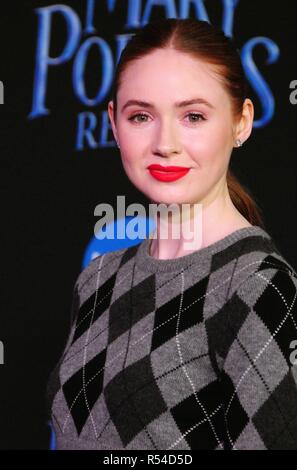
[227,169,265,228]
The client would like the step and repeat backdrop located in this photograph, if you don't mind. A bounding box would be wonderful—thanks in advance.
[1,0,297,449]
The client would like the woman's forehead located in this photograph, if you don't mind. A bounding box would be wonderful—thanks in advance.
[118,57,227,109]
[121,49,218,77]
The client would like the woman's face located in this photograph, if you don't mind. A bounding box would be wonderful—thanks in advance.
[108,48,239,206]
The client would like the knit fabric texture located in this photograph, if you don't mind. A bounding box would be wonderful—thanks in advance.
[47,225,297,450]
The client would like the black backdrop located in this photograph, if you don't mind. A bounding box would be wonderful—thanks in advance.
[1,0,297,449]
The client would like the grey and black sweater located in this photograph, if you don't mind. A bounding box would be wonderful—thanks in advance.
[47,225,297,450]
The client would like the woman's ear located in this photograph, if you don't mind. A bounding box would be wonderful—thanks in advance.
[234,98,254,145]
[108,100,118,144]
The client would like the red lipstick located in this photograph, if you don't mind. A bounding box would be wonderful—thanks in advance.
[147,164,190,182]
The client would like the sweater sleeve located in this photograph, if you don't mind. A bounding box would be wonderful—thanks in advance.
[46,278,80,419]
[220,266,297,450]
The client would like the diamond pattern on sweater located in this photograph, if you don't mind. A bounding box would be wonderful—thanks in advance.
[47,226,297,449]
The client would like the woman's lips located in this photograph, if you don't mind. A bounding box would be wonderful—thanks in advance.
[147,164,190,182]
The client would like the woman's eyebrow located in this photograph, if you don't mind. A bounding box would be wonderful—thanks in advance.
[121,98,215,112]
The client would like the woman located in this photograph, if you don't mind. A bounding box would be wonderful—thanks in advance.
[47,18,297,450]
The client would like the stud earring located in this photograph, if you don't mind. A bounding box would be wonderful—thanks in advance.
[235,138,243,147]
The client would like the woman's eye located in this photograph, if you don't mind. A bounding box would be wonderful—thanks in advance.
[128,113,150,123]
[186,113,206,123]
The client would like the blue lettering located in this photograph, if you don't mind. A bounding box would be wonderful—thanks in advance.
[73,37,113,106]
[76,110,116,150]
[179,0,210,22]
[115,33,135,65]
[221,0,239,37]
[76,112,98,150]
[29,5,81,119]
[126,0,143,28]
[142,0,177,26]
[84,0,97,34]
[241,37,280,128]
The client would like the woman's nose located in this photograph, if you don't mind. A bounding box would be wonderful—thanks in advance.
[152,120,182,156]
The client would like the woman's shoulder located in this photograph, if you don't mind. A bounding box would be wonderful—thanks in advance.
[226,225,297,300]
[74,244,138,300]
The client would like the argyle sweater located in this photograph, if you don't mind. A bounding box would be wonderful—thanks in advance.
[47,225,297,450]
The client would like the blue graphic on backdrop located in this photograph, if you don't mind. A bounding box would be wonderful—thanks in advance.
[29,0,280,151]
[48,420,56,450]
[82,215,156,268]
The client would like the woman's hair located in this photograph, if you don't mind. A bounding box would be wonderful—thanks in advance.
[111,18,265,228]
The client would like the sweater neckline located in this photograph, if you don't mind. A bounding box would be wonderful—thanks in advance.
[135,225,270,273]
